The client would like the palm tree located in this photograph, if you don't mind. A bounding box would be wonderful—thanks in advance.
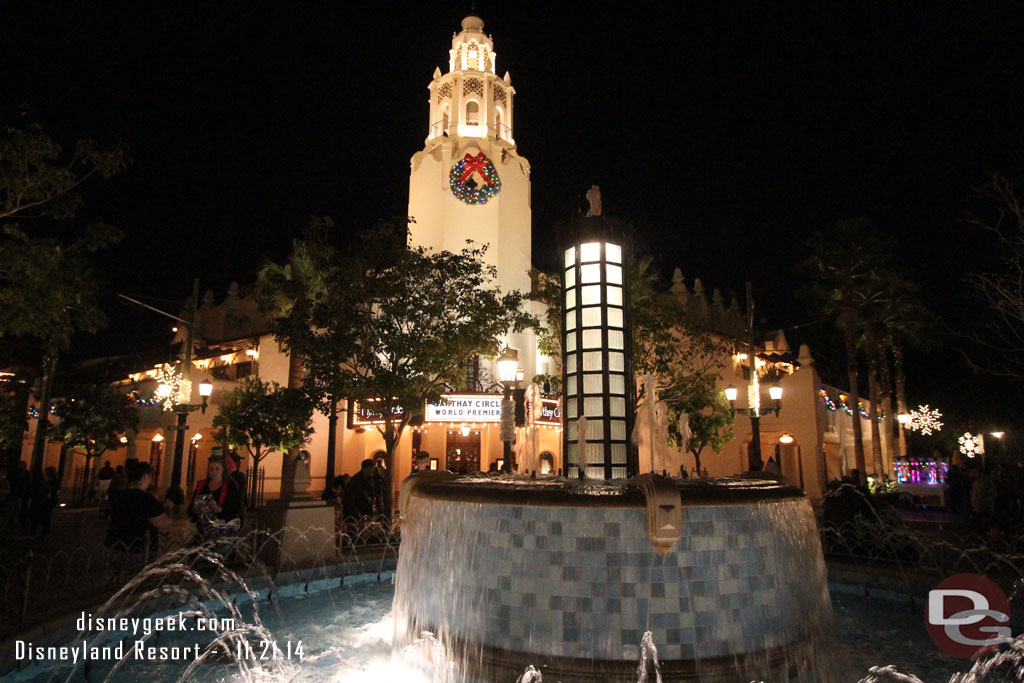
[802,219,895,484]
[874,274,935,459]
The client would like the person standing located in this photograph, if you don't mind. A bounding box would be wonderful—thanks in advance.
[343,459,377,520]
[970,467,998,533]
[9,461,28,532]
[95,460,115,502]
[372,456,388,516]
[104,461,172,552]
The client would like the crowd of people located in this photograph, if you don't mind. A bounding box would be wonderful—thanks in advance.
[0,461,61,538]
[321,455,397,522]
[943,463,1024,535]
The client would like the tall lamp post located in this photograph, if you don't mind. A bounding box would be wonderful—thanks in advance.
[725,381,783,471]
[497,347,520,472]
[162,378,214,506]
[725,282,782,471]
[120,278,210,506]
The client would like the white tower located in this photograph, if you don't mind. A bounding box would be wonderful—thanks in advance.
[409,15,542,379]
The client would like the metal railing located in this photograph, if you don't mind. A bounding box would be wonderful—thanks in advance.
[428,120,513,141]
[819,485,1024,583]
[0,514,401,641]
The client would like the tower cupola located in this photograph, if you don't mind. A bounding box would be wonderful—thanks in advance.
[425,15,515,145]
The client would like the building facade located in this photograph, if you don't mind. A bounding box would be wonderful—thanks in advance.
[18,14,896,506]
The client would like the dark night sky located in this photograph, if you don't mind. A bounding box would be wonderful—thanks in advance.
[3,2,1024,430]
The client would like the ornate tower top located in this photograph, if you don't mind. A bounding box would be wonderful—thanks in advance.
[449,15,495,73]
[425,15,516,146]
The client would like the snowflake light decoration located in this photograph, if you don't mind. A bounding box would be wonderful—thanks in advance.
[907,404,943,435]
[958,432,985,458]
[154,364,189,412]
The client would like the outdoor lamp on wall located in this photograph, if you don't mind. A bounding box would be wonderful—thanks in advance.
[779,433,795,445]
[769,384,783,416]
[198,379,213,414]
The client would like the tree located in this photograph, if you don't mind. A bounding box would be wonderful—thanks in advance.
[679,389,734,476]
[0,390,27,454]
[629,256,735,474]
[0,224,122,472]
[528,268,563,391]
[212,377,314,506]
[964,175,1024,380]
[254,218,346,481]
[50,383,138,493]
[0,118,128,473]
[0,119,128,222]
[299,220,532,510]
[802,219,896,483]
[859,271,934,462]
[532,254,735,475]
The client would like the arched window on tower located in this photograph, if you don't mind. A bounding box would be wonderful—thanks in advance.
[495,106,505,139]
[465,99,480,126]
[440,103,450,135]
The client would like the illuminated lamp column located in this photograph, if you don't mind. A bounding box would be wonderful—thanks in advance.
[561,238,637,479]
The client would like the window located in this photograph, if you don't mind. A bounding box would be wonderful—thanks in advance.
[466,100,480,125]
[459,354,481,391]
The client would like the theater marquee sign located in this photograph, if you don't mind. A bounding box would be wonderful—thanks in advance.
[425,395,503,422]
[348,393,561,427]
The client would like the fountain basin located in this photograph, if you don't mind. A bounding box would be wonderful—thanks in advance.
[394,476,834,682]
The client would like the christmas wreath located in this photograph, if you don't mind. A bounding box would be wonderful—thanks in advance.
[449,153,501,204]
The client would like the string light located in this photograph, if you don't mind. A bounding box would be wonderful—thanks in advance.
[818,388,838,411]
[819,388,882,421]
[26,405,57,420]
[127,388,160,407]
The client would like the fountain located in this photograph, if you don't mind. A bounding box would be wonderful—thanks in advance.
[390,218,835,682]
[394,474,833,682]
[7,512,1023,681]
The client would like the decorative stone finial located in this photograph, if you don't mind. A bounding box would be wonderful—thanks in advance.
[585,185,602,217]
[798,343,814,365]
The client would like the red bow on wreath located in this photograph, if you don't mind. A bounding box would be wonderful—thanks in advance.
[459,153,492,185]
